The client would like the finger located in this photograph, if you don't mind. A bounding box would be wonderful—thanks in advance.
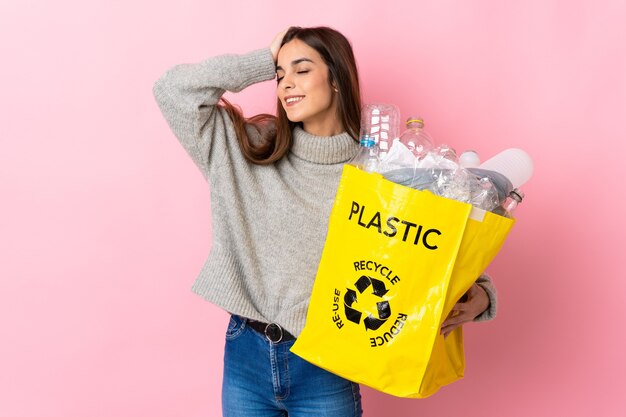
[441,323,460,337]
[441,321,463,333]
[442,311,474,328]
[270,28,291,61]
[444,308,460,321]
[441,316,464,329]
[274,27,289,40]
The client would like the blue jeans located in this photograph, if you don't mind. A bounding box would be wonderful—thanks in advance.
[222,315,362,417]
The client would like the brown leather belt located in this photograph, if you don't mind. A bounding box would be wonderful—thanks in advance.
[246,319,296,343]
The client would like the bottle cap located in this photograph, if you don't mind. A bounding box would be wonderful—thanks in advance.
[359,135,376,148]
[459,150,481,168]
[510,188,524,202]
[406,116,424,127]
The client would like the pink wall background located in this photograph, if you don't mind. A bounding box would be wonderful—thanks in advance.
[1,0,624,416]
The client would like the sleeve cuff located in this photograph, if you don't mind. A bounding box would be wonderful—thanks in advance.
[473,272,497,322]
[234,48,277,91]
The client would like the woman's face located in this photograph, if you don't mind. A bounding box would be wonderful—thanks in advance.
[276,39,341,136]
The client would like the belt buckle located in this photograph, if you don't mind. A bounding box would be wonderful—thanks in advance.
[264,322,283,343]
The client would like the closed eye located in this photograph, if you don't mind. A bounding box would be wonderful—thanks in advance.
[276,70,310,83]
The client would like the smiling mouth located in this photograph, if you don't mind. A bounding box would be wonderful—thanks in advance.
[285,96,304,106]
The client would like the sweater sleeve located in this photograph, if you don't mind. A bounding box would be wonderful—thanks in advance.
[473,272,497,322]
[152,48,276,179]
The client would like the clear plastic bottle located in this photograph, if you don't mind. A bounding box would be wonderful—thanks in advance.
[478,148,533,189]
[493,188,524,218]
[459,150,481,168]
[398,117,434,159]
[434,144,458,163]
[360,103,401,158]
[350,135,380,173]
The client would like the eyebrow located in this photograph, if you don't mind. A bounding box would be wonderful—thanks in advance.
[276,58,314,71]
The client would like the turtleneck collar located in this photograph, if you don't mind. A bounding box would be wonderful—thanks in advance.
[290,126,360,164]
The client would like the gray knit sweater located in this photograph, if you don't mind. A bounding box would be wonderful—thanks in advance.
[152,48,497,336]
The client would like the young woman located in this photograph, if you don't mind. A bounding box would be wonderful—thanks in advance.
[153,26,497,417]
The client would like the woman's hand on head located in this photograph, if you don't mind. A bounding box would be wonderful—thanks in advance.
[440,282,490,338]
[270,28,290,63]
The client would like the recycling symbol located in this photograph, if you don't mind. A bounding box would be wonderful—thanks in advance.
[344,275,391,330]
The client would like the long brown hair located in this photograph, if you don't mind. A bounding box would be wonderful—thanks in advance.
[220,26,362,165]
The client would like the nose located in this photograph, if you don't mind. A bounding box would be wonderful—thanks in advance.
[281,73,295,90]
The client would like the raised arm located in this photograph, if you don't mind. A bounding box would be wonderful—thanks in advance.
[152,48,277,178]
